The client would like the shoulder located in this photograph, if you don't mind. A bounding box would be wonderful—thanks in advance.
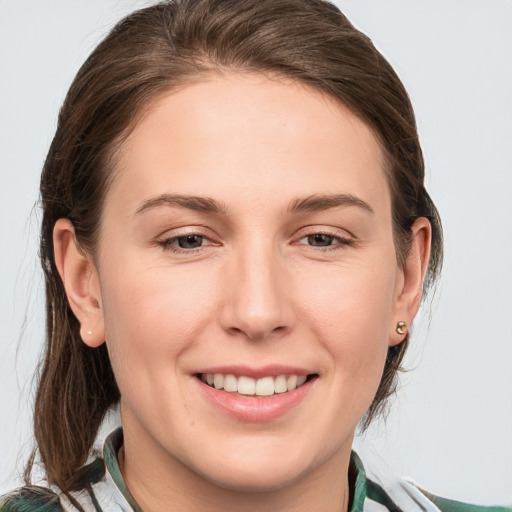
[0,486,64,512]
[353,451,511,512]
[419,485,512,512]
[367,477,512,512]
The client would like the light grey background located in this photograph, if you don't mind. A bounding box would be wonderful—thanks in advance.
[1,0,511,505]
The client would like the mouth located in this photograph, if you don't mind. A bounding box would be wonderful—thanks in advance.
[196,373,317,397]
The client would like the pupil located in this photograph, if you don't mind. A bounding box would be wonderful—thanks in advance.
[178,235,202,248]
[309,234,333,246]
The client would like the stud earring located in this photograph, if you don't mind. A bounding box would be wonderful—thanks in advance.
[87,329,93,335]
[396,321,407,335]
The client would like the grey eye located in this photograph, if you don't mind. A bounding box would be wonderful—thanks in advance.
[176,235,204,249]
[307,234,335,246]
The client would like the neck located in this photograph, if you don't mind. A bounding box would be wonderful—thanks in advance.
[119,420,352,512]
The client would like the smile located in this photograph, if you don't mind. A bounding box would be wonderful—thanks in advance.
[198,373,312,397]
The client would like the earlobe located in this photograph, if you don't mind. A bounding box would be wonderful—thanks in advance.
[389,217,432,346]
[53,219,105,348]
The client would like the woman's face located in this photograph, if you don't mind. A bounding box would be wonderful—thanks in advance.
[92,74,410,491]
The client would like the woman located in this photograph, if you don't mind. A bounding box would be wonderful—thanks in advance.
[0,0,509,511]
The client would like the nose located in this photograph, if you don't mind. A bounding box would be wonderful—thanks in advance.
[218,242,295,341]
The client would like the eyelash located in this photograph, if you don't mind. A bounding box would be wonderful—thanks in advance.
[158,233,214,253]
[157,230,354,254]
[295,232,354,251]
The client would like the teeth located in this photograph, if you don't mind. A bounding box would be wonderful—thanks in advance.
[238,375,255,395]
[213,374,224,390]
[255,376,275,396]
[274,375,288,394]
[296,375,307,387]
[223,374,238,392]
[201,373,311,396]
[286,375,298,391]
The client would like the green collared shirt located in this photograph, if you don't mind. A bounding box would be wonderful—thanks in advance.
[1,428,510,511]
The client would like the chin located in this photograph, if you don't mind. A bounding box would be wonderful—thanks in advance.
[200,462,309,494]
[189,442,326,494]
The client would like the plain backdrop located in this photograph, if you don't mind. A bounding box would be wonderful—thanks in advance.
[0,0,511,505]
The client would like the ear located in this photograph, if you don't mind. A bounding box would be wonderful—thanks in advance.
[53,219,105,347]
[389,217,432,346]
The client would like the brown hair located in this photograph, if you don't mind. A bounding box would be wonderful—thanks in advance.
[30,0,442,492]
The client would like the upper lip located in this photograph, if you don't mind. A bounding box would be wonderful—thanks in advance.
[194,365,315,380]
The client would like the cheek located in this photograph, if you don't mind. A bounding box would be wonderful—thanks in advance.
[99,260,218,395]
[296,254,397,386]
[299,253,397,335]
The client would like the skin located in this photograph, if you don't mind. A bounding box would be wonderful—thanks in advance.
[54,73,431,512]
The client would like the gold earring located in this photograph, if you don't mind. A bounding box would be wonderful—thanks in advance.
[396,321,407,335]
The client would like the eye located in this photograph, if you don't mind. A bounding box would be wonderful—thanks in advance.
[173,234,205,249]
[158,233,216,252]
[297,232,353,249]
[305,234,336,247]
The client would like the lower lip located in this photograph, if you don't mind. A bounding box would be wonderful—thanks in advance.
[196,378,315,422]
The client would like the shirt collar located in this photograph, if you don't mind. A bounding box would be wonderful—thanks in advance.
[103,428,143,512]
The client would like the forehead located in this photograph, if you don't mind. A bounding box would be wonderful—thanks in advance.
[110,73,390,215]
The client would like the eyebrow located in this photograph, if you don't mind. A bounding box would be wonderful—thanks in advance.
[134,192,374,217]
[135,194,228,216]
[288,194,374,215]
